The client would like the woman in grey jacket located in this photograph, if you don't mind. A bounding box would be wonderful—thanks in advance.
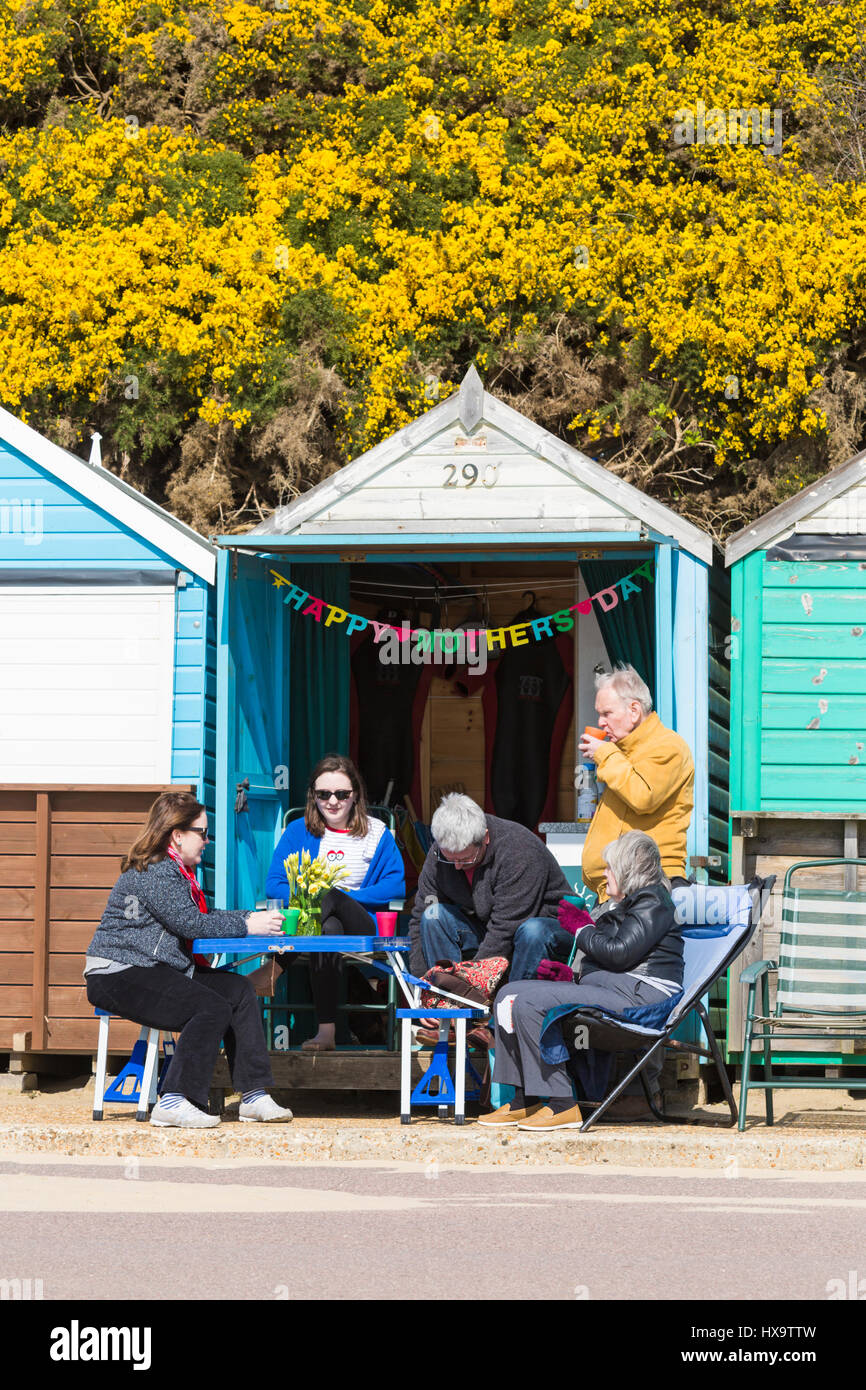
[85,791,290,1129]
[480,830,683,1133]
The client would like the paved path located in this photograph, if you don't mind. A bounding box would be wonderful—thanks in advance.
[1,1157,863,1301]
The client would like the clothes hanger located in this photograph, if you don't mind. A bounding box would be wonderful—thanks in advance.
[511,590,542,625]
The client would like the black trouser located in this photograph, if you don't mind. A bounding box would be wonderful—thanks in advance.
[299,889,376,1027]
[86,964,273,1111]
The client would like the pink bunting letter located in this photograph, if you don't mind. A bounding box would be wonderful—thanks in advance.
[593,587,619,613]
[302,597,326,622]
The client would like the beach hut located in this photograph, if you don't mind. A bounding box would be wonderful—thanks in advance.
[213,367,730,922]
[0,406,217,1057]
[725,447,866,1063]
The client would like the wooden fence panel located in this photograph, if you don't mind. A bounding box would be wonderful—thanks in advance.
[0,856,36,884]
[0,784,193,1054]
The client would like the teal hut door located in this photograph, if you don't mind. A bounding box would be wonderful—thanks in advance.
[215,550,291,909]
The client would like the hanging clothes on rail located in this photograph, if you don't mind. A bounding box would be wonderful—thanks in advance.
[349,606,432,813]
[478,594,574,830]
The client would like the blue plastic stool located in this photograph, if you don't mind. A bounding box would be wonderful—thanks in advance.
[92,1010,175,1122]
[397,1008,487,1125]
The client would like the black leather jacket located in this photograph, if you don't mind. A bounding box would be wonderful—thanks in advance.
[574,883,683,986]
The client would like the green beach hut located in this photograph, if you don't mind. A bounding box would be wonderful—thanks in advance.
[724,447,866,1064]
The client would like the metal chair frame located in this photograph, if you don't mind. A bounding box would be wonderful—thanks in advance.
[738,858,866,1130]
[563,878,775,1132]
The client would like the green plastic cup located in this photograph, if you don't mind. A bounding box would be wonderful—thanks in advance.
[281,907,301,936]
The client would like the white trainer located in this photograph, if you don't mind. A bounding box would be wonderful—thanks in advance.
[238,1095,293,1123]
[149,1098,220,1128]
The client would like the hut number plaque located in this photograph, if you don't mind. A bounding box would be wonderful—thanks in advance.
[443,461,499,488]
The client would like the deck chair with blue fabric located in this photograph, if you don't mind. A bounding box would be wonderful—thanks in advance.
[538,878,775,1132]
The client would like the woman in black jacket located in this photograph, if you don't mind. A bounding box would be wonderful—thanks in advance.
[85,791,291,1129]
[480,830,683,1133]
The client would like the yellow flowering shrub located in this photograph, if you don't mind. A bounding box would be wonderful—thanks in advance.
[0,0,864,535]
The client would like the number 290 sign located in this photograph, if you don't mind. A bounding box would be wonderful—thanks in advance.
[443,462,499,488]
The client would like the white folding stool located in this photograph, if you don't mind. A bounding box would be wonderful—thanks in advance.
[92,1010,167,1122]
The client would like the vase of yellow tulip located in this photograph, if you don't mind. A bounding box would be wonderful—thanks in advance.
[283,849,350,935]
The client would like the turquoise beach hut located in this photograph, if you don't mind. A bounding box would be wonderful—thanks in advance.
[212,368,730,919]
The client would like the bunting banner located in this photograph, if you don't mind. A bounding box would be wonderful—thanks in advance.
[269,560,654,653]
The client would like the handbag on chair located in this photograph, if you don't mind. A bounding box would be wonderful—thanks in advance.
[418,956,509,1011]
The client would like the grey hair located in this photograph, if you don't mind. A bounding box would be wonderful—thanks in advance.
[430,793,487,853]
[594,663,653,715]
[603,830,669,898]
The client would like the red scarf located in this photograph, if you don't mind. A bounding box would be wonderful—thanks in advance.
[167,846,210,967]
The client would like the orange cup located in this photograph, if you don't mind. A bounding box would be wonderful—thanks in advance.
[584,725,606,741]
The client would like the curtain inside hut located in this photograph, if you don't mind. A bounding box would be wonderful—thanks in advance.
[288,564,350,806]
[580,559,655,698]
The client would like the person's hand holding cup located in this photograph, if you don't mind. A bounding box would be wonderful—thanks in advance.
[579,723,607,760]
[245,909,285,936]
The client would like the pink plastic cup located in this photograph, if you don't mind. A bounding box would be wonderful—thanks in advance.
[376,911,398,937]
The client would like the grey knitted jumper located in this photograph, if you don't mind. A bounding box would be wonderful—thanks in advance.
[84,858,249,978]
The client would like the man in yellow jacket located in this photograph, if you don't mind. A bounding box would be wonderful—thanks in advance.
[576,664,694,1119]
[580,664,694,902]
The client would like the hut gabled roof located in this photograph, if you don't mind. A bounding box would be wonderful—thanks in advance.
[725,447,866,567]
[0,404,216,584]
[234,366,712,564]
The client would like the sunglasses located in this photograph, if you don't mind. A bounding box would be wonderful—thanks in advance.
[185,826,212,841]
[314,789,353,803]
[434,842,484,867]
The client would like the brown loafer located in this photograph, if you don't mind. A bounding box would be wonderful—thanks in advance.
[517,1103,584,1131]
[415,1026,456,1046]
[478,1101,545,1127]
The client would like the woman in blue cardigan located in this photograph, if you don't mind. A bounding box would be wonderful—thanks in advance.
[266,753,405,1051]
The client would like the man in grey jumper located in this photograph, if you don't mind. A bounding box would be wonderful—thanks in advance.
[408,794,574,980]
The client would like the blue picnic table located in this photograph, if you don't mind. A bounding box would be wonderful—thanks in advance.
[192,936,418,1025]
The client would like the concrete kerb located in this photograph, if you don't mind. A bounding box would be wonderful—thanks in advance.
[1,1121,865,1170]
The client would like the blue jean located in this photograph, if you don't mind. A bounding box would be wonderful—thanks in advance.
[418,902,574,982]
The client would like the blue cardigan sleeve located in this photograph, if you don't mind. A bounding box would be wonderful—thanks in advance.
[265,820,307,901]
[265,819,405,912]
[349,828,406,909]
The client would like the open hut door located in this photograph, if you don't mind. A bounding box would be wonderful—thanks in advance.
[215,550,291,908]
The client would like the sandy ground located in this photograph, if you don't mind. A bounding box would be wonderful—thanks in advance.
[2,1071,866,1168]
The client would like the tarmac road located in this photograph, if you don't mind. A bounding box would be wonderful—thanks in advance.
[0,1156,864,1302]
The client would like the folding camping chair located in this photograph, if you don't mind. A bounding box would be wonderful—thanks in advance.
[738,858,866,1130]
[548,878,774,1132]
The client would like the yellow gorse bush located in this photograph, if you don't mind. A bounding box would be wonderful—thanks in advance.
[0,0,865,528]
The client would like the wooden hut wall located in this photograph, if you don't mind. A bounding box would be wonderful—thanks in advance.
[0,785,194,1053]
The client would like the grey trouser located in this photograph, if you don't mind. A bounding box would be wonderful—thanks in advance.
[491,973,668,1102]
